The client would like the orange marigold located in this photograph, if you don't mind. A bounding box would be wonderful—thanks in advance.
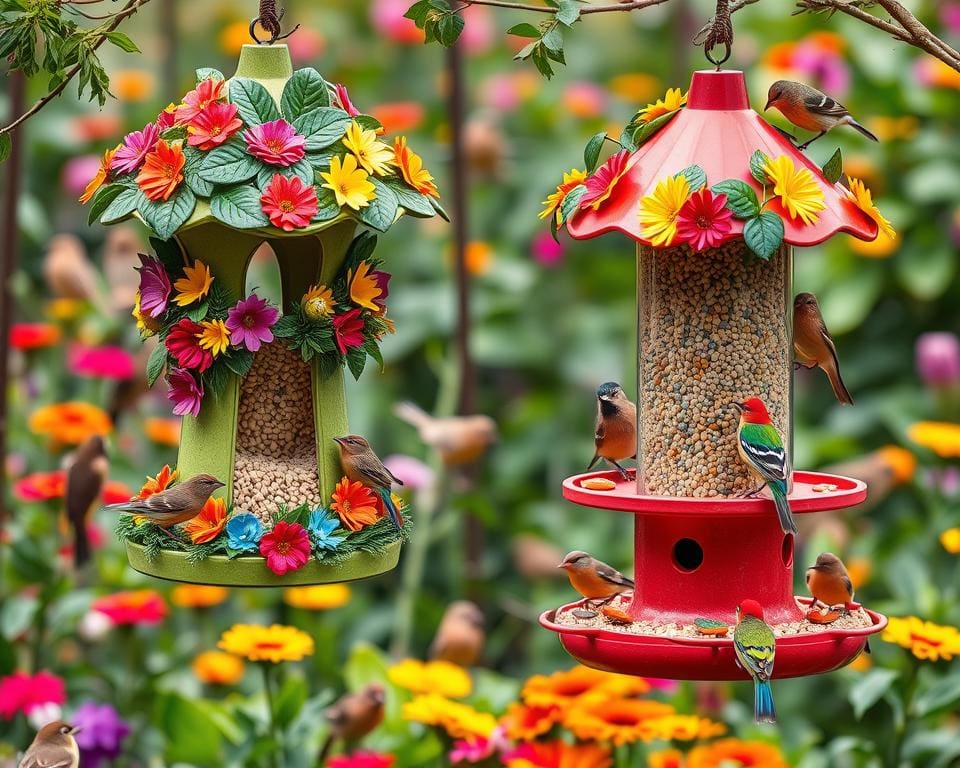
[185,497,228,544]
[29,402,112,445]
[330,477,382,531]
[500,701,562,741]
[145,417,181,447]
[505,741,613,768]
[648,750,684,768]
[686,738,789,768]
[138,465,178,499]
[79,146,118,204]
[136,139,186,202]
[562,698,676,745]
[393,136,439,197]
[172,585,229,608]
[193,650,245,685]
[521,665,649,710]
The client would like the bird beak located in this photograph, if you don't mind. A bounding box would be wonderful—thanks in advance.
[557,562,568,570]
[730,401,745,413]
[332,437,344,446]
[69,726,83,735]
[216,480,226,489]
[763,98,773,111]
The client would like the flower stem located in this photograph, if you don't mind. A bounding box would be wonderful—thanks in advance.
[261,663,283,768]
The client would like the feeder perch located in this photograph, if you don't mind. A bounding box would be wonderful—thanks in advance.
[539,69,888,680]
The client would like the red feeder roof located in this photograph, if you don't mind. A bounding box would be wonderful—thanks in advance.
[567,69,878,247]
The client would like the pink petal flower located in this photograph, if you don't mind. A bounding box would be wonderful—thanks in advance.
[531,231,564,267]
[259,521,311,576]
[175,78,225,123]
[0,671,66,720]
[226,294,279,352]
[187,102,243,151]
[260,174,317,231]
[111,122,161,175]
[675,188,734,252]
[579,150,631,211]
[244,119,307,167]
[135,253,171,317]
[166,367,204,417]
[69,345,136,380]
[334,84,361,117]
[332,308,365,355]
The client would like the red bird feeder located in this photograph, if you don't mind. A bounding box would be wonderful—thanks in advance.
[539,69,889,681]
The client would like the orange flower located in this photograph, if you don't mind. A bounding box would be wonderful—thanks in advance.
[393,136,439,197]
[112,69,155,103]
[29,402,112,445]
[876,445,916,485]
[369,102,424,134]
[172,585,229,608]
[882,616,960,662]
[14,471,66,502]
[145,417,181,447]
[562,698,676,745]
[846,556,872,591]
[138,465,178,499]
[330,477,382,531]
[648,750,684,768]
[500,702,562,741]
[79,146,118,204]
[185,497,228,544]
[193,650,245,685]
[521,666,649,710]
[136,139,186,202]
[505,741,612,768]
[686,738,788,768]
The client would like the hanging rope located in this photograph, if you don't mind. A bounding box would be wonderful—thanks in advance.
[701,0,733,68]
[249,0,299,45]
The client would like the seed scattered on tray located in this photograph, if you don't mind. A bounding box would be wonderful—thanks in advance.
[812,483,839,493]
[581,477,617,491]
[572,608,599,620]
[601,605,633,624]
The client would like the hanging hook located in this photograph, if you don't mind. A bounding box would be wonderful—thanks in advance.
[249,0,299,45]
[699,0,733,69]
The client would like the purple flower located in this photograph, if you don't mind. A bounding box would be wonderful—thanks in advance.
[531,231,564,267]
[72,701,131,768]
[166,367,204,417]
[916,332,960,388]
[243,119,306,167]
[110,122,161,175]
[225,294,279,352]
[135,253,171,318]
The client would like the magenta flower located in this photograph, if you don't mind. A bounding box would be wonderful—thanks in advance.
[135,253,172,317]
[260,174,318,231]
[332,308,365,355]
[165,318,213,372]
[69,345,136,380]
[676,188,734,252]
[916,332,960,388]
[579,150,631,211]
[226,294,279,352]
[0,671,66,720]
[334,83,361,117]
[111,122,161,175]
[155,105,178,131]
[244,119,306,167]
[166,367,204,417]
[259,521,311,576]
[187,102,243,151]
[383,454,434,491]
[531,231,564,267]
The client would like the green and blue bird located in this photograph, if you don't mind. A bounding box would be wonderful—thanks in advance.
[733,397,797,535]
[734,599,777,724]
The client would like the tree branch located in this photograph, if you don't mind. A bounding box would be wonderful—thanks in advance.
[693,0,759,45]
[460,0,674,14]
[0,0,150,137]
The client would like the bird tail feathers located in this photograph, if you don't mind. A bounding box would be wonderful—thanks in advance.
[755,679,777,724]
[846,117,878,142]
[826,366,854,405]
[377,487,403,529]
[771,482,798,535]
[394,401,432,429]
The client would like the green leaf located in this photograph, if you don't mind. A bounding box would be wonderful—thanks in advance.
[541,25,563,52]
[139,187,197,240]
[87,184,123,226]
[155,692,223,765]
[0,134,11,164]
[186,301,209,323]
[676,165,706,191]
[822,147,843,185]
[224,350,254,377]
[556,0,581,25]
[229,77,281,126]
[559,184,587,226]
[380,176,435,217]
[849,668,898,720]
[583,132,606,173]
[358,178,399,232]
[146,343,167,387]
[514,41,538,61]
[256,159,314,190]
[293,107,352,152]
[743,210,785,260]
[403,0,434,24]
[429,196,449,222]
[507,23,541,38]
[198,141,260,184]
[100,187,143,224]
[355,115,382,133]
[750,149,770,185]
[183,147,214,197]
[195,67,224,82]
[346,346,367,379]
[531,43,555,78]
[914,673,960,717]
[712,179,760,219]
[632,110,679,147]
[210,185,270,229]
[313,186,342,223]
[281,68,330,119]
[105,31,139,53]
[273,676,308,729]
[437,13,464,46]
[364,339,384,371]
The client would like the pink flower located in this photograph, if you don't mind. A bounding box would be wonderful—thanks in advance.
[383,454,434,491]
[155,104,178,131]
[166,367,204,417]
[793,38,850,97]
[260,174,317,231]
[63,155,103,196]
[369,0,424,44]
[111,122,161,174]
[328,752,394,768]
[676,188,734,252]
[943,1,960,35]
[91,590,168,626]
[69,345,136,380]
[531,231,564,267]
[579,149,630,211]
[176,78,225,123]
[244,119,306,167]
[288,27,326,63]
[259,521,311,576]
[459,5,494,56]
[916,332,960,388]
[226,294,279,352]
[334,83,361,117]
[0,671,67,720]
[165,318,213,372]
[563,81,607,119]
[332,309,365,355]
[136,253,172,318]
[187,102,243,151]
[449,736,495,764]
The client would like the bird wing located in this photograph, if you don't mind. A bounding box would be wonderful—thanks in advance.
[66,462,105,522]
[19,749,77,768]
[803,92,849,118]
[739,423,787,482]
[817,319,843,374]
[595,561,634,588]
[354,456,399,489]
[734,619,776,680]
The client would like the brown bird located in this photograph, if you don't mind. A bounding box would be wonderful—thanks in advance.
[18,721,81,768]
[429,600,485,668]
[103,474,223,528]
[318,683,386,763]
[764,80,878,150]
[393,402,497,466]
[64,435,109,568]
[558,551,634,607]
[43,233,102,303]
[334,435,403,528]
[793,292,853,405]
[587,382,637,479]
[806,552,856,611]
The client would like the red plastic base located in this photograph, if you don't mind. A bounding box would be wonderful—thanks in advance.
[540,598,886,681]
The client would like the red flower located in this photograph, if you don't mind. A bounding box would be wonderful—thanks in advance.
[0,671,67,720]
[102,480,134,505]
[10,323,60,350]
[91,590,168,626]
[332,309,365,356]
[165,318,213,372]
[187,102,243,151]
[260,174,318,231]
[14,470,66,501]
[176,78,226,123]
[676,188,734,252]
[69,345,136,380]
[579,150,631,211]
[328,752,395,768]
[259,521,311,576]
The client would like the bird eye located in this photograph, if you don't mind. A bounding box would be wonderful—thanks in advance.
[60,726,70,734]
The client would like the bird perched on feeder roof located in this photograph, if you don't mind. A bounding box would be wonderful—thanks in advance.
[103,474,224,528]
[393,401,497,466]
[430,600,486,668]
[733,599,777,725]
[588,382,637,480]
[318,683,386,763]
[764,80,878,151]
[733,397,797,535]
[558,551,634,607]
[334,435,403,529]
[793,292,853,406]
[18,721,81,768]
[64,434,109,568]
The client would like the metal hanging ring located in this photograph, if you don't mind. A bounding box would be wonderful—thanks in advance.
[704,41,731,67]
[248,10,299,45]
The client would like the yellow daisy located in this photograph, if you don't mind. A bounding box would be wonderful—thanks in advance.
[846,176,896,240]
[882,616,960,662]
[403,694,497,740]
[193,651,245,685]
[388,659,472,699]
[320,155,376,211]
[539,168,587,225]
[343,121,394,176]
[132,293,160,336]
[940,528,960,555]
[907,421,960,458]
[197,319,231,357]
[173,260,213,306]
[763,155,825,225]
[282,585,351,610]
[638,174,691,247]
[636,87,687,123]
[218,623,314,663]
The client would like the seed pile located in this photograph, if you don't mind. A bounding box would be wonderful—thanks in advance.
[233,341,323,523]
[637,241,791,497]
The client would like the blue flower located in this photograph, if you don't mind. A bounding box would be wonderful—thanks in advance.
[307,508,347,551]
[226,513,263,552]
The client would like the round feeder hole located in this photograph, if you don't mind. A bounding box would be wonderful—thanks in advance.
[673,538,704,572]
[781,533,794,568]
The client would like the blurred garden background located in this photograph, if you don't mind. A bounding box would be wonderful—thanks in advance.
[2,0,960,766]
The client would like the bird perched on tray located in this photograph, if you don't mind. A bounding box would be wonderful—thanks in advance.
[103,474,223,529]
[334,435,404,529]
[806,552,856,612]
[558,550,634,608]
[733,599,777,725]
[430,600,485,668]
[394,401,497,466]
[17,721,81,768]
[64,435,109,568]
[764,80,878,150]
[793,292,853,405]
[318,683,386,763]
[733,397,797,535]
[587,382,637,480]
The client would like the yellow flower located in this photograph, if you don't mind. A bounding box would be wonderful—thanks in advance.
[219,20,250,55]
[173,261,213,306]
[388,659,472,698]
[876,445,916,484]
[132,293,161,336]
[846,176,895,240]
[538,168,587,225]
[193,651,245,685]
[636,87,687,123]
[218,623,315,663]
[320,154,376,211]
[851,229,898,258]
[643,714,726,742]
[648,750,684,768]
[47,298,85,321]
[687,738,789,768]
[403,694,497,740]
[907,421,960,458]
[112,69,155,103]
[763,155,826,225]
[301,284,336,320]
[849,652,873,672]
[882,616,960,662]
[283,585,351,610]
[521,665,649,710]
[197,319,231,357]
[343,121,394,176]
[562,698,677,746]
[172,585,229,608]
[638,174,691,247]
[348,261,384,311]
[608,73,660,103]
[940,528,960,554]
